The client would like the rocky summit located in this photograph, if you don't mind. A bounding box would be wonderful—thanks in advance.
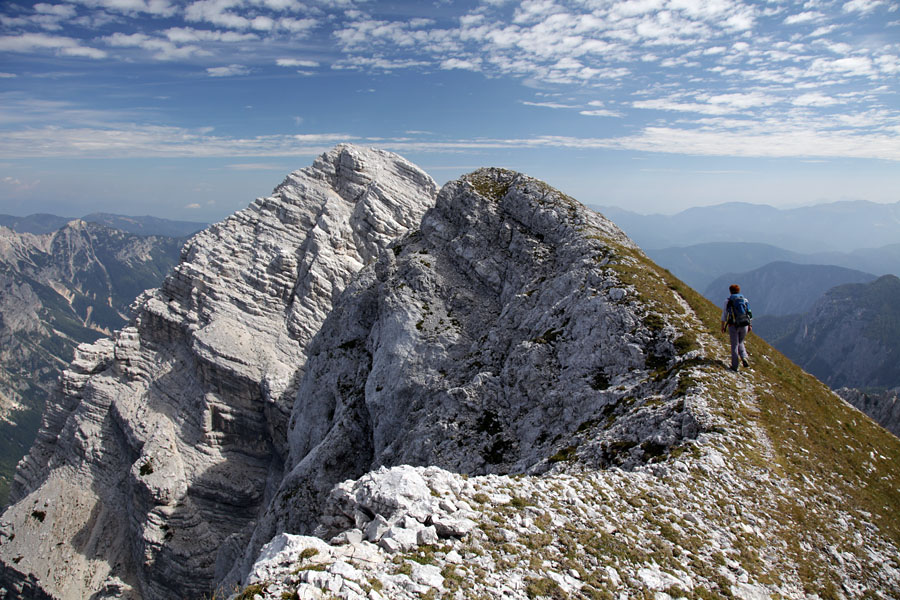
[1,145,899,600]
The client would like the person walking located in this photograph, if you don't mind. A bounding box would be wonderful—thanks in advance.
[721,284,752,372]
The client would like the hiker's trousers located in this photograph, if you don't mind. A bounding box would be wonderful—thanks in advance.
[729,325,749,369]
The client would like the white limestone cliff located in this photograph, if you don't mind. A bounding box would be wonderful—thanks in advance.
[228,167,712,582]
[0,145,436,600]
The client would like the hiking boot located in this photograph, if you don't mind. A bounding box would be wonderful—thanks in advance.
[741,358,749,368]
[729,366,739,372]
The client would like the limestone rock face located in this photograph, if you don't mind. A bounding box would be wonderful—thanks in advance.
[837,387,900,438]
[0,221,184,506]
[235,167,712,580]
[0,145,436,600]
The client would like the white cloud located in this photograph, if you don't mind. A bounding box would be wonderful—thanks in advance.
[185,202,203,209]
[610,0,666,18]
[185,0,251,29]
[276,58,319,67]
[333,56,429,70]
[703,92,779,109]
[440,57,481,70]
[1,120,899,164]
[0,73,17,78]
[292,133,352,143]
[1,175,40,193]
[252,0,306,11]
[784,11,823,24]
[280,17,317,33]
[580,109,623,117]
[842,0,886,13]
[653,126,899,160]
[2,0,898,171]
[820,41,853,55]
[34,3,78,18]
[633,98,732,115]
[807,56,876,78]
[792,92,841,106]
[723,9,755,31]
[164,27,258,43]
[0,33,107,59]
[7,3,80,31]
[226,163,289,170]
[876,54,900,74]
[104,32,207,60]
[70,0,177,17]
[521,101,577,109]
[250,15,275,30]
[0,123,356,159]
[809,25,837,37]
[207,64,250,76]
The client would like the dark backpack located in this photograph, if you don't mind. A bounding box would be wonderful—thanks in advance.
[727,294,752,326]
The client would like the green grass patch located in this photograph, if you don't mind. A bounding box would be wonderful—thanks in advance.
[465,170,514,202]
[525,576,568,599]
[234,584,266,600]
[549,445,577,463]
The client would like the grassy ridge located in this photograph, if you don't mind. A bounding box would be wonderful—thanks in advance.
[647,256,900,595]
[677,270,900,542]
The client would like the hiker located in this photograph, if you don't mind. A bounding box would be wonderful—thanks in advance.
[721,284,752,372]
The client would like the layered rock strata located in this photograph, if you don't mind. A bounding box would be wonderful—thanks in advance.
[222,167,724,588]
[0,221,184,506]
[0,146,436,599]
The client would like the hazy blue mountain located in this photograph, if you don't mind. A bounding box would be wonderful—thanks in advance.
[647,241,900,293]
[598,200,900,254]
[703,262,877,316]
[1,213,207,238]
[0,220,185,506]
[835,243,900,277]
[753,275,900,390]
[0,214,73,234]
[646,242,804,292]
[81,212,206,237]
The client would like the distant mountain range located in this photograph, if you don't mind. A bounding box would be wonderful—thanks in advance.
[0,212,207,237]
[753,275,900,390]
[646,241,900,293]
[600,200,900,254]
[0,219,186,506]
[703,261,877,316]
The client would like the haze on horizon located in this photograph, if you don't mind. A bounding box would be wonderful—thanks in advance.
[1,0,899,223]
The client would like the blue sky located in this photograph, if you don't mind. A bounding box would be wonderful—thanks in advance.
[1,0,898,222]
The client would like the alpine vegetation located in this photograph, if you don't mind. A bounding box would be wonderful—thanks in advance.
[0,146,898,600]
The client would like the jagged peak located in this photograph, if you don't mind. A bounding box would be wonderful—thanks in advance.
[62,218,87,230]
[266,144,438,209]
